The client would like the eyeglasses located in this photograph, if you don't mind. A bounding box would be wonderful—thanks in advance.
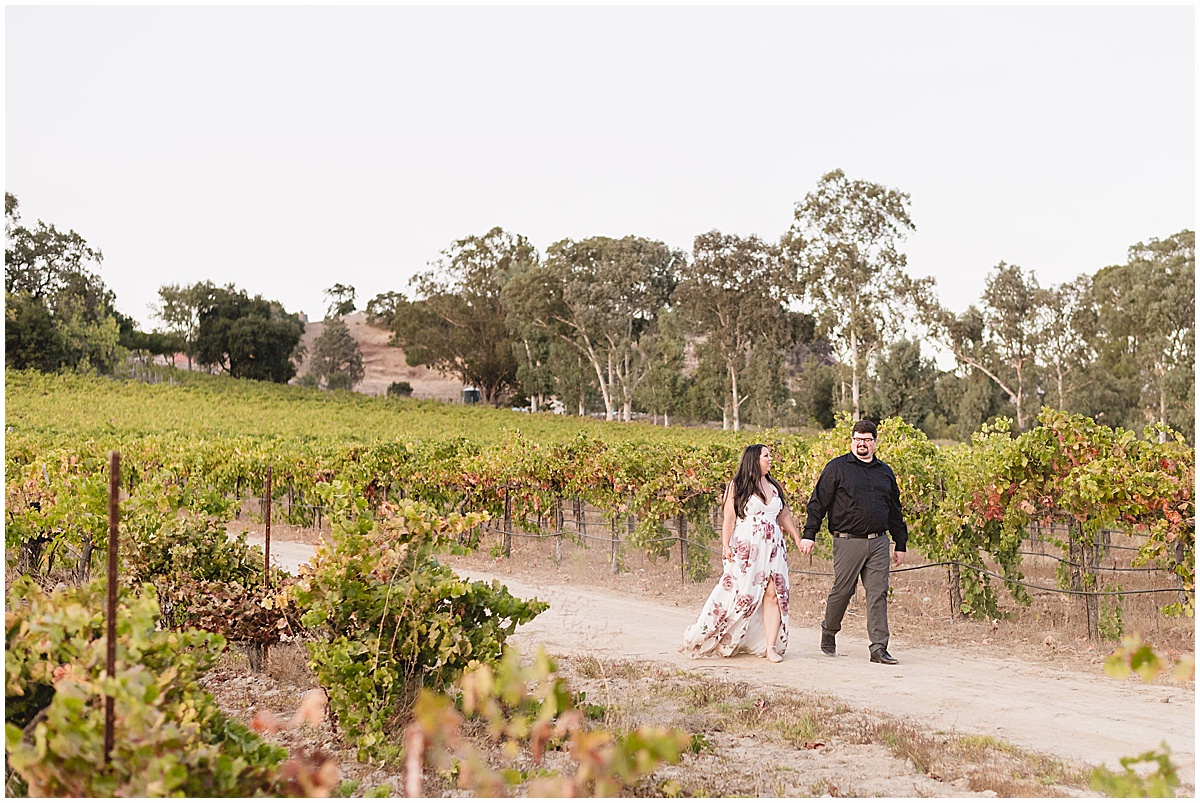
[851,437,876,444]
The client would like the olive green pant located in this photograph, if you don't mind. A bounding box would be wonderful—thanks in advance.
[821,535,891,653]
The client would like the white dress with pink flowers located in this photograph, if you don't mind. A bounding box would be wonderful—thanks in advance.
[680,492,790,658]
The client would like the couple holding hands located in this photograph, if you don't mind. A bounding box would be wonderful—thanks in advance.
[680,420,907,666]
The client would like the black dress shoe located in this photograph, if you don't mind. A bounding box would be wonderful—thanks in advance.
[820,633,836,656]
[870,649,899,665]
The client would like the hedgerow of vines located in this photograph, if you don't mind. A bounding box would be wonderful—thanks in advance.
[6,370,1194,623]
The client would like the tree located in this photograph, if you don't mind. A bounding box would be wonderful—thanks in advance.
[123,330,186,365]
[504,235,681,421]
[193,286,305,383]
[935,367,1008,442]
[1092,230,1195,440]
[5,290,66,372]
[5,192,126,373]
[979,263,1045,430]
[508,326,556,413]
[389,228,534,406]
[633,309,689,426]
[365,291,405,328]
[867,337,941,426]
[324,283,357,319]
[784,169,925,420]
[674,230,789,431]
[923,264,1047,431]
[1034,274,1098,412]
[306,318,365,389]
[152,281,219,370]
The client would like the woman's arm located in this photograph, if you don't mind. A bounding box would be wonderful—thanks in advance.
[721,481,736,561]
[777,504,804,549]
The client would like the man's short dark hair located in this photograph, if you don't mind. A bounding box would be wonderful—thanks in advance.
[852,419,878,438]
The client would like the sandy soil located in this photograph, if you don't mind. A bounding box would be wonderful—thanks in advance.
[245,535,1195,792]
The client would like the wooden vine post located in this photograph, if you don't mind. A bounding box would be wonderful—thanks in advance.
[503,487,512,558]
[104,451,120,765]
[610,515,618,574]
[1084,523,1101,642]
[262,466,272,671]
[264,466,272,590]
[554,498,564,565]
[678,513,688,583]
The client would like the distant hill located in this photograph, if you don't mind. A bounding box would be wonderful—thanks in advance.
[293,312,462,400]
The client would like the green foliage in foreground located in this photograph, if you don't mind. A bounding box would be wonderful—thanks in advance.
[1090,744,1179,798]
[4,578,288,797]
[410,647,691,796]
[288,483,548,762]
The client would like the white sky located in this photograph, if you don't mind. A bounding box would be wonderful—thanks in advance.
[5,5,1196,329]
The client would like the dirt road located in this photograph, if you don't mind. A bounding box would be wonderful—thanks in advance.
[252,537,1195,788]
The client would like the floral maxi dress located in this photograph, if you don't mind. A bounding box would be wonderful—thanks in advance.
[679,493,790,658]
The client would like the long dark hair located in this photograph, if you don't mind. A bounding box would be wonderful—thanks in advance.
[728,444,786,519]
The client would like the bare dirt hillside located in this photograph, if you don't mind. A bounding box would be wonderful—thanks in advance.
[293,312,462,400]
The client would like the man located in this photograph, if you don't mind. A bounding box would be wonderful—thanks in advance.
[797,419,907,665]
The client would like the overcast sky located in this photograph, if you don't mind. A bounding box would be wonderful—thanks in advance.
[6,5,1195,329]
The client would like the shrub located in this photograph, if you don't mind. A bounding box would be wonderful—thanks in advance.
[4,577,290,797]
[407,647,692,796]
[121,491,299,650]
[325,372,353,391]
[387,380,413,398]
[288,482,548,761]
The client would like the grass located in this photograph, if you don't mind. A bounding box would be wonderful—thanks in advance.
[562,655,1096,798]
[203,640,1099,798]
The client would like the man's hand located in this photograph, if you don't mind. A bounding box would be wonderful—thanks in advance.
[798,538,815,555]
[892,550,905,566]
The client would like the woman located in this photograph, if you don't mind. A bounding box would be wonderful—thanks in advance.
[680,444,804,662]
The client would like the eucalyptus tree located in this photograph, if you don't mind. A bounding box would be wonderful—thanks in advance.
[389,227,536,405]
[1034,274,1098,412]
[1092,230,1194,439]
[674,230,789,431]
[923,263,1046,431]
[784,169,926,419]
[867,337,941,427]
[633,308,689,426]
[503,235,681,421]
[978,263,1045,430]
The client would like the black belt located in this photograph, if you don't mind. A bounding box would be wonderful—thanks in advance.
[834,531,885,539]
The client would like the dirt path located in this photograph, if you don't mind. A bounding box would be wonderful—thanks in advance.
[252,538,1195,789]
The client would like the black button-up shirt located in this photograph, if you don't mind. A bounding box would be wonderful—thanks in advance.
[802,453,908,551]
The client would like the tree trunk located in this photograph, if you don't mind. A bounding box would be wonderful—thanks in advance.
[729,362,742,432]
[1055,360,1066,410]
[1014,359,1026,431]
[850,328,861,420]
[948,562,964,618]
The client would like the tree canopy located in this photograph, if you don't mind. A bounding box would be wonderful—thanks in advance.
[194,286,305,383]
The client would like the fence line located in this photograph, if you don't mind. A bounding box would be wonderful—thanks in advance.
[141,476,1194,642]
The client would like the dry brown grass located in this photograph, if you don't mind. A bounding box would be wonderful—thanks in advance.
[200,636,1098,797]
[590,657,1099,796]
